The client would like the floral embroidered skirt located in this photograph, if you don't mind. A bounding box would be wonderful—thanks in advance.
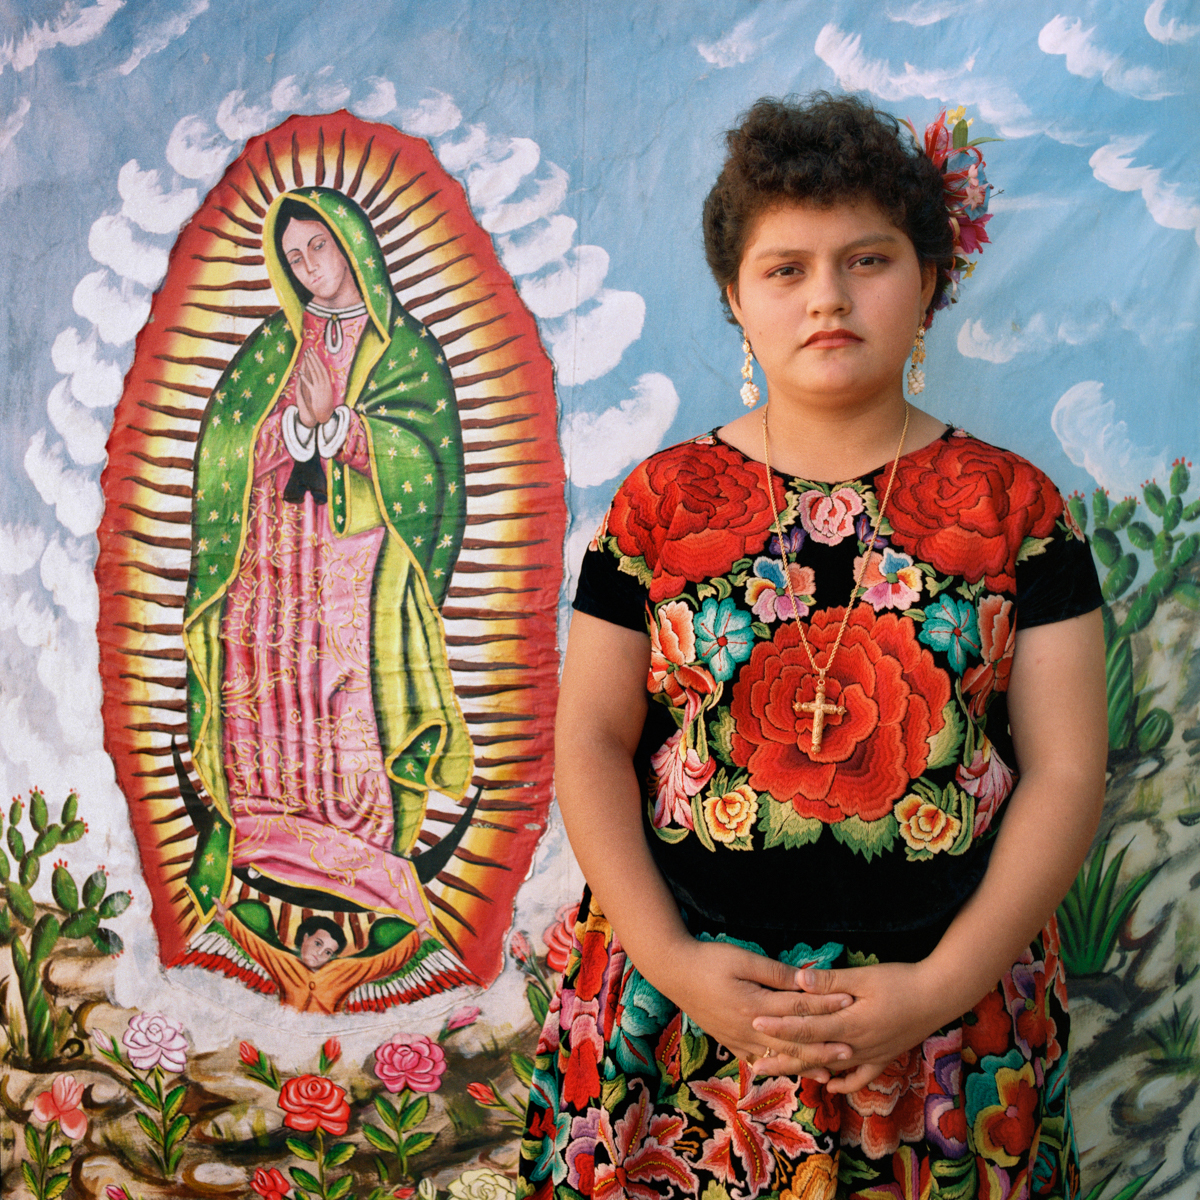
[518,891,1079,1200]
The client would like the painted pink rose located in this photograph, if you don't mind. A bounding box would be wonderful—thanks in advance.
[33,1074,86,1140]
[958,738,1015,836]
[648,732,717,830]
[122,1012,188,1074]
[374,1033,447,1094]
[797,486,864,546]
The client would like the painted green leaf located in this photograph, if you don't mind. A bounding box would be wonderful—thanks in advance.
[24,1123,39,1159]
[46,1144,71,1169]
[1092,487,1110,524]
[1101,554,1138,602]
[1117,593,1157,639]
[364,1123,398,1153]
[1125,520,1154,550]
[328,1175,354,1200]
[60,820,85,844]
[19,852,39,888]
[511,1051,535,1087]
[1105,636,1134,749]
[325,1141,356,1168]
[91,927,123,956]
[526,981,549,1027]
[60,792,78,826]
[165,1113,190,1150]
[1136,708,1173,753]
[287,1138,318,1162]
[61,910,99,940]
[163,1084,187,1122]
[1143,480,1165,516]
[31,913,61,964]
[129,1076,160,1109]
[1172,532,1200,567]
[45,1173,71,1200]
[291,1167,321,1191]
[374,1095,400,1130]
[759,797,822,850]
[399,1094,429,1130]
[402,1130,436,1156]
[1164,495,1183,532]
[6,825,25,860]
[33,825,60,857]
[135,1110,160,1142]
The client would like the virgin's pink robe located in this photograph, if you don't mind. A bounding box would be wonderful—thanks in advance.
[219,311,430,926]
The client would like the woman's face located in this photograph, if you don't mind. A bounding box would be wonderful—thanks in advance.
[281,217,360,308]
[727,198,935,413]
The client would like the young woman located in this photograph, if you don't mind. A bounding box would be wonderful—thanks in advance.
[520,94,1106,1199]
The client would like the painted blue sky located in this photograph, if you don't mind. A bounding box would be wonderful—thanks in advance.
[0,0,1196,1005]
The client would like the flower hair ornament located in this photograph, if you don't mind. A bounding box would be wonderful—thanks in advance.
[904,105,1000,326]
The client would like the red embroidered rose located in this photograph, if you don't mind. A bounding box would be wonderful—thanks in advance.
[730,608,949,822]
[842,1048,925,1159]
[882,437,1061,592]
[277,1074,350,1135]
[608,441,786,602]
[963,989,1013,1064]
[543,901,581,973]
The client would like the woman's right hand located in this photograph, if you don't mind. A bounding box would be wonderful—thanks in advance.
[657,936,853,1079]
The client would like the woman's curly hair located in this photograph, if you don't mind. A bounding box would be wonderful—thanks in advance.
[703,92,954,323]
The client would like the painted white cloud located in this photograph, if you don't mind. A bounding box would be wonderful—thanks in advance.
[24,430,105,537]
[696,16,775,68]
[497,215,578,277]
[465,136,541,214]
[1145,0,1199,43]
[0,96,31,152]
[0,523,46,576]
[401,91,462,138]
[88,213,168,289]
[814,24,1043,140]
[0,0,123,74]
[51,327,124,408]
[1038,16,1174,101]
[118,160,198,236]
[215,88,274,142]
[117,0,208,76]
[887,0,976,25]
[481,163,570,235]
[270,69,352,115]
[956,313,1103,363]
[355,77,397,120]
[46,379,108,466]
[73,270,150,345]
[561,373,680,487]
[1090,137,1200,246]
[1051,381,1169,495]
[0,574,56,649]
[166,115,231,180]
[40,537,98,626]
[544,289,647,389]
[519,246,610,320]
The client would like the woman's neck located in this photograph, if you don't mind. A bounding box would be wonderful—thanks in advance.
[719,395,947,483]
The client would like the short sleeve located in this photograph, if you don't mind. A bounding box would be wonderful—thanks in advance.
[1016,499,1103,630]
[573,543,649,632]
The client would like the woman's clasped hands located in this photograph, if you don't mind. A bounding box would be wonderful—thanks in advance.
[295,348,337,427]
[667,940,959,1093]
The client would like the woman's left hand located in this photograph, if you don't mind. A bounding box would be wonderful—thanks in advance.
[749,960,961,1090]
[296,350,337,426]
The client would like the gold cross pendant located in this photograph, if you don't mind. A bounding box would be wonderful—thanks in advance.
[795,670,844,753]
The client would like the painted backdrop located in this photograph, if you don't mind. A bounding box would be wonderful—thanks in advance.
[0,3,1198,1199]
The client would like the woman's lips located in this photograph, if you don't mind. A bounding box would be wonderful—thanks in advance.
[804,328,862,347]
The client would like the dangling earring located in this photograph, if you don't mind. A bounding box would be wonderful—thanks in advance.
[906,327,926,396]
[740,333,760,407]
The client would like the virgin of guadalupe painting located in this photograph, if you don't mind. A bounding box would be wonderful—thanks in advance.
[96,113,564,1011]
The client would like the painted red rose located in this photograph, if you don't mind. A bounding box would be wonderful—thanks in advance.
[882,437,1061,592]
[842,1048,925,1159]
[608,441,786,602]
[251,1167,291,1200]
[730,607,949,822]
[277,1074,350,1135]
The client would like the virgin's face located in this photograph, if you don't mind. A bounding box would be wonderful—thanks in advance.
[281,217,359,307]
[728,199,935,412]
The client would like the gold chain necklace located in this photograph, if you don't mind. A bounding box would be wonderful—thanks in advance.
[760,402,910,753]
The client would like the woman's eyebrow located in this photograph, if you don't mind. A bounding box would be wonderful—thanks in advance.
[752,232,901,260]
